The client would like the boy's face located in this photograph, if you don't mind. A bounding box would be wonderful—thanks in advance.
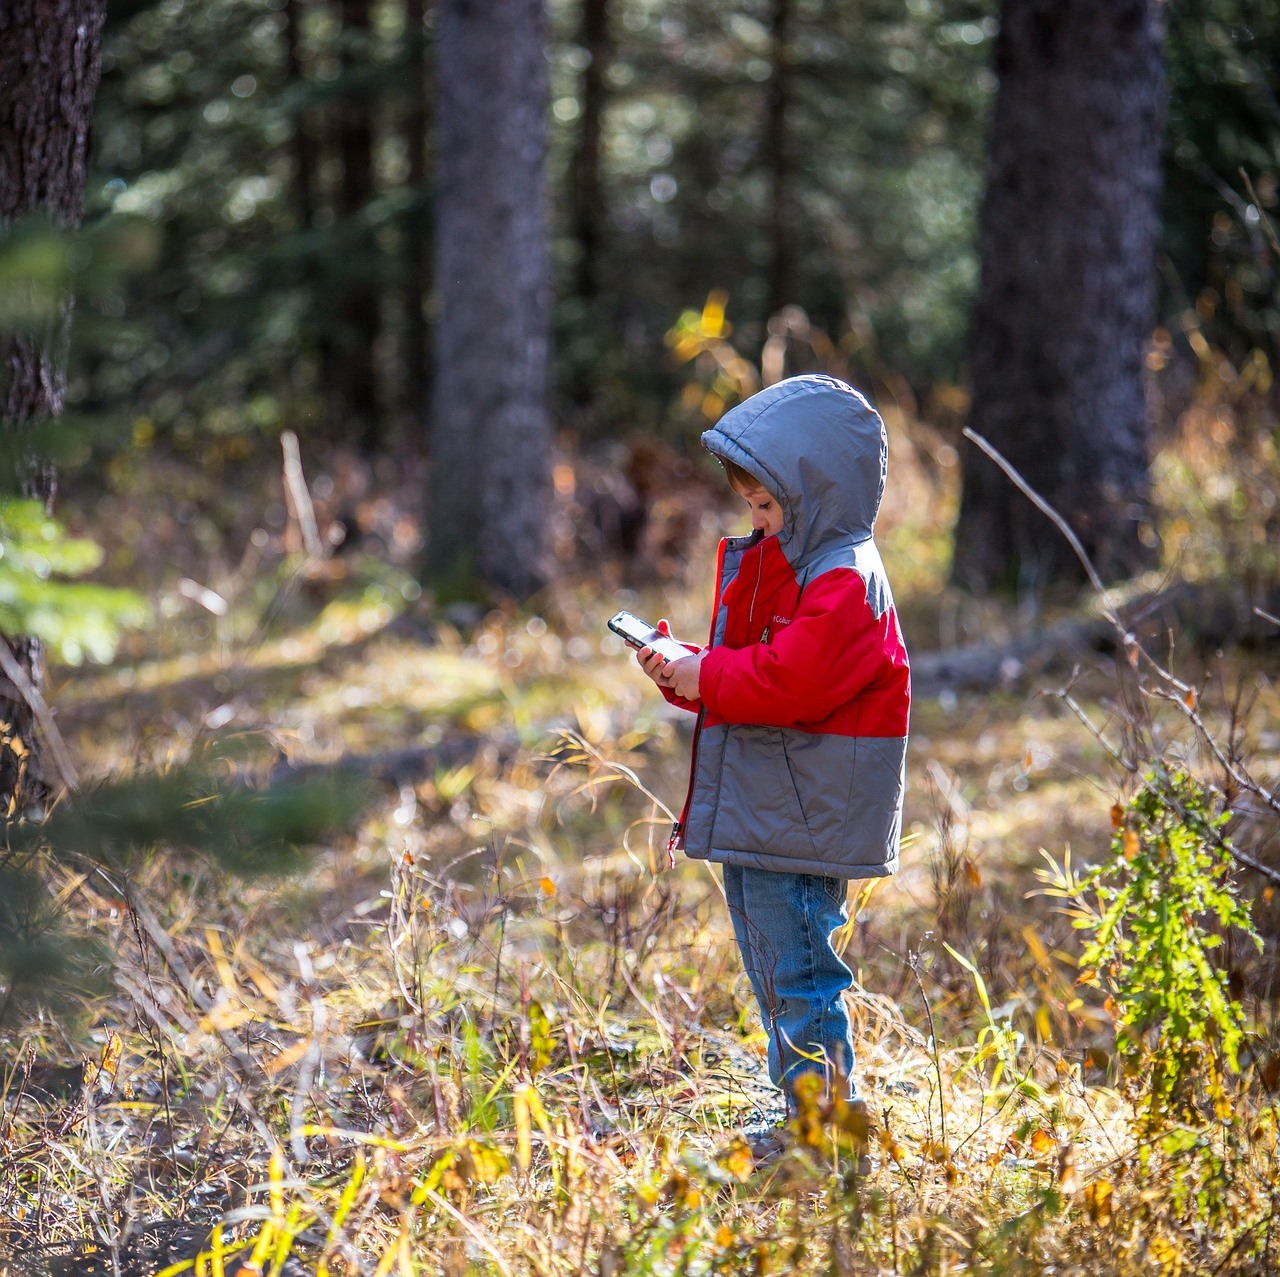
[733,482,783,537]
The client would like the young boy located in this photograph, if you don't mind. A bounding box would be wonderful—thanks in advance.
[636,373,910,1127]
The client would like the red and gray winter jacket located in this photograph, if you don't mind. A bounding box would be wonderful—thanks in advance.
[666,374,910,879]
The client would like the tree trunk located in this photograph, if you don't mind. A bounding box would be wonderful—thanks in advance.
[0,0,106,813]
[284,0,319,244]
[283,0,333,427]
[399,0,430,443]
[764,0,792,320]
[572,0,610,303]
[428,0,551,599]
[951,0,1166,594]
[335,0,381,453]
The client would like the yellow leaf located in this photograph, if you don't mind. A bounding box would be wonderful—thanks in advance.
[99,1032,123,1083]
[1122,829,1140,860]
[538,876,557,897]
[1184,687,1197,710]
[199,1003,256,1033]
[528,1000,555,1077]
[719,1138,754,1182]
[466,1139,511,1185]
[203,928,239,994]
[1034,1004,1053,1043]
[964,859,982,888]
[715,1225,735,1248]
[1110,801,1125,828]
[878,1128,905,1164]
[1029,1129,1055,1156]
[1058,1146,1079,1195]
[513,1085,533,1171]
[263,1039,311,1077]
[1084,1179,1113,1226]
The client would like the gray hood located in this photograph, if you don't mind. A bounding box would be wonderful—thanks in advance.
[701,374,887,570]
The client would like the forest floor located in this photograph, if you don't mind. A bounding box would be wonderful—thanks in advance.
[3,402,1280,1275]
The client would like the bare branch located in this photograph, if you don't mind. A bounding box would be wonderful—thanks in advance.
[0,638,79,794]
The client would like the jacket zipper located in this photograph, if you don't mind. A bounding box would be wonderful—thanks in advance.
[747,539,764,628]
[667,536,729,864]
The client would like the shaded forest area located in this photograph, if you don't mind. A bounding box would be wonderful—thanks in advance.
[2,0,1280,1274]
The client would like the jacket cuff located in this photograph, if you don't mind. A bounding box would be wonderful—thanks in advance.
[698,647,729,713]
[660,683,701,712]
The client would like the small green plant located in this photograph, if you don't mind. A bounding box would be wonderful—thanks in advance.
[1074,766,1259,1129]
[1039,765,1264,1243]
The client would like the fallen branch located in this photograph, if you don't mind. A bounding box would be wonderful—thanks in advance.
[962,427,1280,849]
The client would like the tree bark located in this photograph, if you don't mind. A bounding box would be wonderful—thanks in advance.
[429,0,552,599]
[951,0,1166,594]
[399,0,430,440]
[335,0,381,453]
[764,0,792,320]
[0,0,106,813]
[284,0,319,244]
[572,0,610,303]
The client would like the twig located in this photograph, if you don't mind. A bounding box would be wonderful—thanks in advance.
[963,427,1280,836]
[0,637,79,793]
[281,430,324,560]
[961,428,1113,609]
[907,948,945,1159]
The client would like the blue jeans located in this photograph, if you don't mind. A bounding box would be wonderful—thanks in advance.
[723,864,857,1107]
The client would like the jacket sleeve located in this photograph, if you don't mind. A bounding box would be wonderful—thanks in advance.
[698,570,887,726]
[658,643,704,713]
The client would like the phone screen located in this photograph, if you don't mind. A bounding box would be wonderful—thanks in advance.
[607,611,690,663]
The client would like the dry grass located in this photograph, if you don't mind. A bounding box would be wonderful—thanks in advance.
[3,394,1280,1274]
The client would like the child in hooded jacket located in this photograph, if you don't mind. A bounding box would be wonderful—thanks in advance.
[636,374,910,1116]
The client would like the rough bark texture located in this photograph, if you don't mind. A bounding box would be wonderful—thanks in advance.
[335,0,381,453]
[572,0,609,302]
[764,0,792,319]
[951,0,1166,594]
[400,0,430,439]
[0,0,106,811]
[429,0,552,598]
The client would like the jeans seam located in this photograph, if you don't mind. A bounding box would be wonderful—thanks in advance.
[800,875,821,1086]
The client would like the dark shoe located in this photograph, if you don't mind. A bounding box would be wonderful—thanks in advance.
[746,1120,793,1167]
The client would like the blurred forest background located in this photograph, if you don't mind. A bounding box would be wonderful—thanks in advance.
[3,0,1280,1273]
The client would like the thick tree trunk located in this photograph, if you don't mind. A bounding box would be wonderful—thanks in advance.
[764,0,792,320]
[335,0,381,453]
[284,0,319,243]
[428,0,551,599]
[0,0,106,813]
[400,0,430,440]
[283,0,334,429]
[572,0,610,303]
[951,0,1166,594]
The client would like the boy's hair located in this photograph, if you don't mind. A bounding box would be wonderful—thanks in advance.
[720,456,764,493]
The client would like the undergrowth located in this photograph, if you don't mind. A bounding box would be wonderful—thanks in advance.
[2,379,1280,1274]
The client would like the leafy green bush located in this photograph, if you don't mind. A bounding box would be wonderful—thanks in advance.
[1075,766,1259,1129]
[0,497,149,665]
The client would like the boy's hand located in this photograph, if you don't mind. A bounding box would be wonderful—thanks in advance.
[635,619,703,701]
[660,652,704,701]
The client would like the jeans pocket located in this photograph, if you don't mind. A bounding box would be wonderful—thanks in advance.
[822,875,848,907]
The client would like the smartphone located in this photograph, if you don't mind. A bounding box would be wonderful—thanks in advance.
[607,610,691,664]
